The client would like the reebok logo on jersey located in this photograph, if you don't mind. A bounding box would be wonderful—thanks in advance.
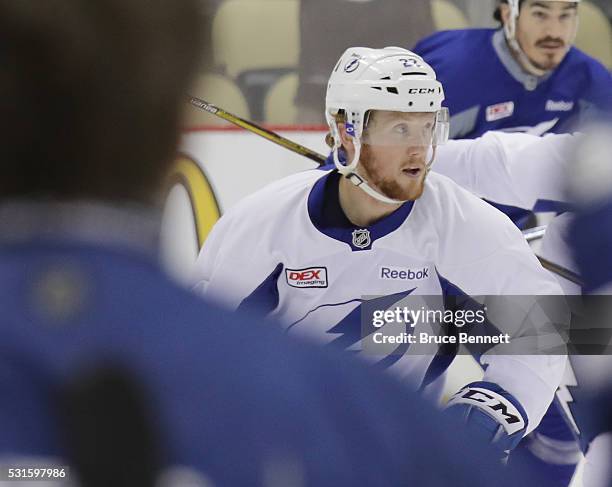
[286,267,328,288]
[486,101,514,122]
[380,266,430,281]
[545,100,574,112]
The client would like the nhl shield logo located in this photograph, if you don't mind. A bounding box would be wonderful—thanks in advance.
[352,229,371,249]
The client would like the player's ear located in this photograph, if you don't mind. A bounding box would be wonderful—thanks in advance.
[338,123,355,151]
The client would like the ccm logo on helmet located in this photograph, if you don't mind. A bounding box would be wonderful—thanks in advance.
[408,88,436,94]
[286,267,328,288]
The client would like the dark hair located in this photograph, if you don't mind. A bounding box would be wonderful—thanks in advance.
[493,0,526,23]
[0,0,204,203]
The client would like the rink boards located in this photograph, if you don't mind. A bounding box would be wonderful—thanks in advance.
[162,128,328,282]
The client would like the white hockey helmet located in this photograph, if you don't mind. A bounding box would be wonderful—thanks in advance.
[325,46,449,205]
[503,0,580,76]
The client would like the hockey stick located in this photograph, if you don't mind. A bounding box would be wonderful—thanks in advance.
[521,226,583,285]
[522,225,547,242]
[187,95,327,165]
[187,96,582,286]
[522,227,582,285]
[538,256,582,286]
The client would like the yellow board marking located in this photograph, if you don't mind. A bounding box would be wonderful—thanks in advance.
[171,155,221,250]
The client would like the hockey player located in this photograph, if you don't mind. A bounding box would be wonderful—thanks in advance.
[414,0,612,228]
[433,126,612,486]
[193,47,568,456]
[434,130,582,486]
[414,0,612,140]
[0,4,520,486]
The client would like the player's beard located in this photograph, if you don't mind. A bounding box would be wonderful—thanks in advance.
[529,37,568,71]
[531,50,564,71]
[359,145,427,202]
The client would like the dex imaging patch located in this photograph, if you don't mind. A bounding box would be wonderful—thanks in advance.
[285,267,328,288]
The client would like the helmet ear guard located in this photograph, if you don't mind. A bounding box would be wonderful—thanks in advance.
[325,109,363,174]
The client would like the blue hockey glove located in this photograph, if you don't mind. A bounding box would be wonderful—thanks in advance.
[446,381,529,453]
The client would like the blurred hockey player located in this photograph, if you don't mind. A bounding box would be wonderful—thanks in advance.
[0,3,520,486]
[414,0,612,228]
[193,47,568,457]
[433,127,612,486]
[566,125,612,487]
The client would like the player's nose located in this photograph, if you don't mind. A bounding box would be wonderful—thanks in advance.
[404,144,427,159]
[542,19,565,41]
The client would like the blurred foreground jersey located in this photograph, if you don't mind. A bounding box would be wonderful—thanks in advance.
[0,203,517,487]
[567,126,612,487]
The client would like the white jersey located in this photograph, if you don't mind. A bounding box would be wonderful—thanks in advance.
[434,131,612,485]
[192,168,566,432]
[434,131,576,212]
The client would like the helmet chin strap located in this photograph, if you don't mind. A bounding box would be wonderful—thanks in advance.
[332,138,437,206]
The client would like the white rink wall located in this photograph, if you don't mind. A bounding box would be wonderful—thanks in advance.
[162,128,328,283]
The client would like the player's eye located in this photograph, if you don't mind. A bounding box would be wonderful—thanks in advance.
[392,123,409,136]
[532,10,547,20]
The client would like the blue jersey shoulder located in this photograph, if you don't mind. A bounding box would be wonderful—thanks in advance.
[415,29,509,138]
[414,29,501,114]
[413,29,496,87]
[413,28,494,60]
[557,47,612,109]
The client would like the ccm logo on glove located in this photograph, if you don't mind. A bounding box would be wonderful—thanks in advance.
[447,386,526,435]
